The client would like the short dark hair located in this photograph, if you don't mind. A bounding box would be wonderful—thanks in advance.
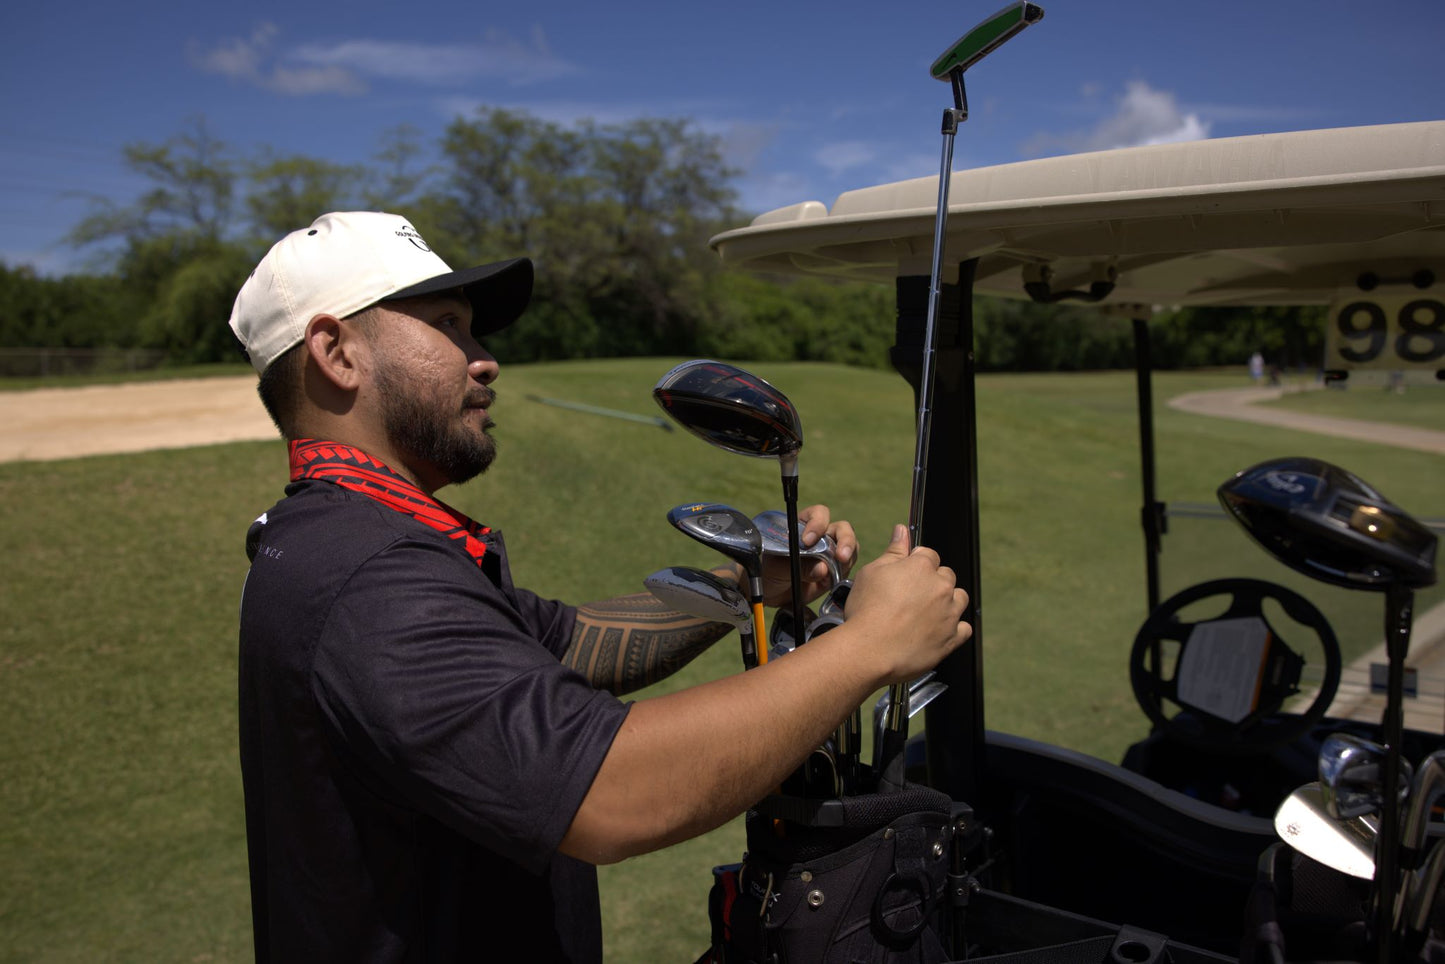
[256,341,306,439]
[255,307,383,439]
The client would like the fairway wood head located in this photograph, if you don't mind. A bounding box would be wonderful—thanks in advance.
[667,503,763,578]
[1274,782,1377,880]
[653,360,802,461]
[643,566,751,629]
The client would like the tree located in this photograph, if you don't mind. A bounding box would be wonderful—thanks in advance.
[245,153,365,240]
[68,117,236,252]
[425,108,740,360]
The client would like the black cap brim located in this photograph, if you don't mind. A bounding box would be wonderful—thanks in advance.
[386,257,533,335]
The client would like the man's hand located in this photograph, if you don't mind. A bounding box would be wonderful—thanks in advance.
[759,503,857,607]
[842,524,971,684]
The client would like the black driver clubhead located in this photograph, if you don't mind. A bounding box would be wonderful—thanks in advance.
[652,360,802,460]
[1218,456,1436,591]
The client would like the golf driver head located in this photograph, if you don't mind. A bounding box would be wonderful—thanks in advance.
[753,509,841,585]
[1318,732,1412,819]
[643,566,750,630]
[1274,782,1377,880]
[667,503,763,579]
[653,360,802,464]
[1218,457,1437,591]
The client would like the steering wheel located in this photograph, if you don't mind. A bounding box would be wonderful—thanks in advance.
[1129,578,1342,754]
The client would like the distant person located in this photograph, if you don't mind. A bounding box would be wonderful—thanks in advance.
[227,211,972,962]
[1248,351,1265,384]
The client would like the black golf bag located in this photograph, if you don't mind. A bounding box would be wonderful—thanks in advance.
[1242,843,1445,963]
[702,783,967,963]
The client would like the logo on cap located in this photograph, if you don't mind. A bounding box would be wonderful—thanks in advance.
[396,225,432,253]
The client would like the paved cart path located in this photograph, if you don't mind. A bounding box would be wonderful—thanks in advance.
[1169,384,1445,455]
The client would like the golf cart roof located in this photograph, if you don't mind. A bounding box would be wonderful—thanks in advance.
[711,121,1445,307]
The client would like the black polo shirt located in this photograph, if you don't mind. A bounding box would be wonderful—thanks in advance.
[238,479,629,962]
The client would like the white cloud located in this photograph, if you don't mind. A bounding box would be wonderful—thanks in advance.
[813,140,878,176]
[292,26,579,87]
[188,24,577,96]
[1088,81,1211,150]
[188,23,366,95]
[1023,80,1211,156]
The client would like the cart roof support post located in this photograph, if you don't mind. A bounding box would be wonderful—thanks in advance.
[892,260,985,806]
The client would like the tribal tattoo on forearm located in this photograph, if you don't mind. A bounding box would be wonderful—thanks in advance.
[565,592,734,696]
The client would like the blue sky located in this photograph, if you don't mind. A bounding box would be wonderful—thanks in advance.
[3,0,1442,275]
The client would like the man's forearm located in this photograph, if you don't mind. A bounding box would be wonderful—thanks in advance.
[566,592,734,695]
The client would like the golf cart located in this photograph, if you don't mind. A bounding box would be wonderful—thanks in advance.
[694,47,1444,962]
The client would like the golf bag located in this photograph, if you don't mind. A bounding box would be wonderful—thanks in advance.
[701,783,967,963]
[1241,843,1445,963]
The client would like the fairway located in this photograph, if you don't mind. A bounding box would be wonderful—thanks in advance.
[1,362,1440,961]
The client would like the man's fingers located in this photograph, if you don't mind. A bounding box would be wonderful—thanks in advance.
[796,504,830,547]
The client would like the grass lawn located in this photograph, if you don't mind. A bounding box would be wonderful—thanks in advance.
[1,361,1440,961]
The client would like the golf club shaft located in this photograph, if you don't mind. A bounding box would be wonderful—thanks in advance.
[751,601,768,666]
[1375,586,1414,962]
[781,458,808,665]
[880,96,964,793]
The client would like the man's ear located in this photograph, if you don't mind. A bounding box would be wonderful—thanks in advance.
[303,314,366,391]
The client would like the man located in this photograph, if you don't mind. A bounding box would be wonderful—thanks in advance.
[230,211,971,962]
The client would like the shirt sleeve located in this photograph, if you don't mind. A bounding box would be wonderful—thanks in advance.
[310,533,629,874]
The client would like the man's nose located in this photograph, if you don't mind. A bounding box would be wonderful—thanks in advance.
[466,339,499,384]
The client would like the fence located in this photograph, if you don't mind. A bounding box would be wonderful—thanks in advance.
[0,347,168,378]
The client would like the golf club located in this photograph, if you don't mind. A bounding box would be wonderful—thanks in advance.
[818,580,851,620]
[643,566,758,670]
[654,361,808,658]
[1219,456,1437,961]
[1401,751,1445,872]
[767,604,815,663]
[1274,782,1378,880]
[667,502,768,663]
[1319,733,1412,820]
[1401,838,1445,959]
[879,0,1044,793]
[754,509,842,586]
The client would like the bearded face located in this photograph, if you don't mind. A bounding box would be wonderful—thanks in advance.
[371,354,497,487]
[353,294,500,490]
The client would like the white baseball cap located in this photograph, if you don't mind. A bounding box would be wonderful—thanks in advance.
[228,211,532,373]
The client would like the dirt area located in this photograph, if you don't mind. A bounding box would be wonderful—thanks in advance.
[0,376,276,462]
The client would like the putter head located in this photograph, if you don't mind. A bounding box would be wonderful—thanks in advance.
[1318,732,1412,819]
[667,503,763,576]
[1218,457,1437,591]
[653,360,802,463]
[930,1,1044,80]
[1274,782,1377,880]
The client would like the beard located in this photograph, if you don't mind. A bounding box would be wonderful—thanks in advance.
[372,359,497,488]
